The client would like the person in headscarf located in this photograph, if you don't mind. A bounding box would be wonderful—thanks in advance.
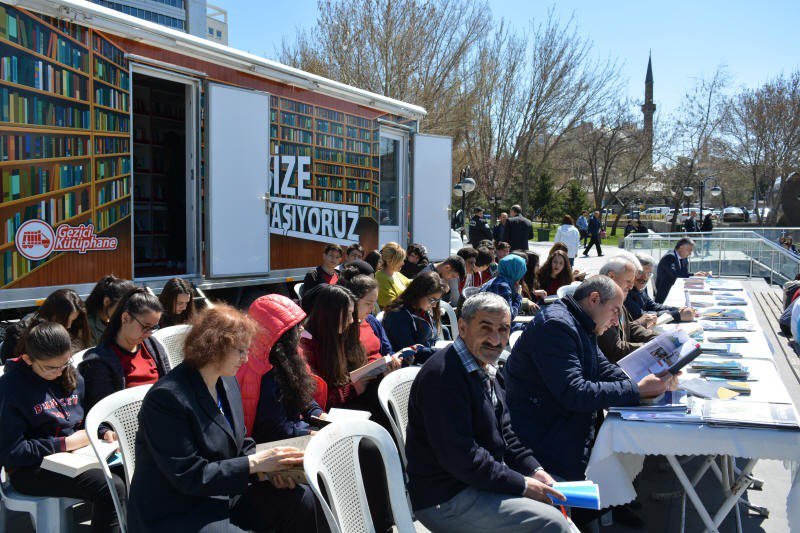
[479,254,528,327]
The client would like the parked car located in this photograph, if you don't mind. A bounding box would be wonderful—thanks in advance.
[677,208,712,224]
[642,206,671,219]
[722,207,746,222]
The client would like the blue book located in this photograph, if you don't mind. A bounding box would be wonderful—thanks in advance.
[548,481,601,510]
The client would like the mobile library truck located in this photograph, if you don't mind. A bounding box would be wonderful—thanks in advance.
[0,0,453,310]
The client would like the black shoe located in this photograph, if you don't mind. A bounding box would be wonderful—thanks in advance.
[598,253,604,257]
[612,505,644,528]
[582,253,589,257]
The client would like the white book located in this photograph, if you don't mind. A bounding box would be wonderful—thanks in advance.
[41,441,119,478]
[349,355,391,382]
[326,408,371,422]
[255,435,311,484]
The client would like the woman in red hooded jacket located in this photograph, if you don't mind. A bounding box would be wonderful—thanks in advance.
[236,294,325,443]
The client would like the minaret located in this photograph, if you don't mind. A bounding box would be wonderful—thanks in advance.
[641,53,655,170]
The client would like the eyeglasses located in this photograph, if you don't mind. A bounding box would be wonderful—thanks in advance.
[37,358,73,373]
[132,315,160,333]
[637,271,654,279]
[427,296,441,304]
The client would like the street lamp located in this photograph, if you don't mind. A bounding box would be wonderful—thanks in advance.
[453,166,476,239]
[683,178,721,220]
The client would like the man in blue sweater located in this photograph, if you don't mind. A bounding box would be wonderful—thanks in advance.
[505,276,676,482]
[406,293,571,533]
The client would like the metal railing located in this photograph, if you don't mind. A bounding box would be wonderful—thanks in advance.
[624,230,800,286]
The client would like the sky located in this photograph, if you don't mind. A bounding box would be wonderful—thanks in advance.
[215,0,800,119]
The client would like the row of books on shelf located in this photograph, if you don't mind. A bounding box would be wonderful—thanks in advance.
[315,120,343,136]
[271,142,311,158]
[94,108,129,132]
[94,85,128,111]
[96,201,130,232]
[346,178,374,191]
[281,127,312,145]
[358,205,376,218]
[96,176,129,205]
[316,133,344,150]
[347,115,374,129]
[316,176,343,188]
[93,56,129,90]
[91,35,124,68]
[94,137,129,156]
[134,240,170,261]
[346,126,375,141]
[0,7,90,71]
[312,148,378,167]
[3,248,46,286]
[345,191,374,205]
[346,139,373,155]
[0,133,88,161]
[279,98,313,116]
[96,156,130,179]
[315,107,344,123]
[132,128,171,145]
[280,111,312,130]
[134,208,168,233]
[0,87,90,128]
[315,190,343,202]
[35,15,89,46]
[0,52,88,100]
[3,190,90,241]
[133,181,166,201]
[1,162,88,202]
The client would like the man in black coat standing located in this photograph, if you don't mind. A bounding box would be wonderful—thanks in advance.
[505,205,533,252]
[494,212,508,244]
[654,237,707,303]
[469,207,493,247]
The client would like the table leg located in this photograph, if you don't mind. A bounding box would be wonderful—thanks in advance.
[666,455,720,533]
[711,458,758,530]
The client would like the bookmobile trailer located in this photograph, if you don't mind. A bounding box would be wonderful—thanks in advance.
[0,0,453,313]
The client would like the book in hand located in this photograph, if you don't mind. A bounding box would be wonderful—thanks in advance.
[548,481,601,510]
[349,355,392,382]
[310,408,371,428]
[255,435,311,485]
[655,313,674,326]
[40,440,119,478]
[618,330,702,383]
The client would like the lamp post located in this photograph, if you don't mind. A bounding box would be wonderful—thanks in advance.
[453,166,476,240]
[683,177,721,222]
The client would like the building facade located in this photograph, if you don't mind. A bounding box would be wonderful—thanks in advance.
[89,0,226,42]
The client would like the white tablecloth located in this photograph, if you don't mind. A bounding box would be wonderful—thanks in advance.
[586,278,800,531]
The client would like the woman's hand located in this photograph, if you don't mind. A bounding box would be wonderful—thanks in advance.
[533,290,548,300]
[269,473,297,490]
[248,446,304,474]
[386,355,402,372]
[102,430,118,443]
[64,429,90,451]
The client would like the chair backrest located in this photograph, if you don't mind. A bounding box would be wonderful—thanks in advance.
[556,283,579,299]
[463,286,480,300]
[508,330,523,349]
[377,367,420,466]
[375,311,385,323]
[152,324,191,369]
[438,300,459,341]
[303,420,415,533]
[72,347,91,368]
[294,282,304,299]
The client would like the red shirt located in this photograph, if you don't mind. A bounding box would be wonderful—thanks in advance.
[321,269,338,285]
[112,342,159,388]
[359,319,383,361]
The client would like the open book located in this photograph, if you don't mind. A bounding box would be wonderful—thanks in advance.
[617,330,702,383]
[41,440,119,478]
[255,435,311,484]
[349,355,392,382]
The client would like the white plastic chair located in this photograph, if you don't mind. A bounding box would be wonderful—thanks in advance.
[375,311,385,323]
[151,324,191,369]
[509,330,523,349]
[0,467,81,533]
[294,282,304,299]
[85,384,153,533]
[71,347,91,368]
[377,367,420,466]
[556,283,580,300]
[438,301,459,341]
[303,420,418,533]
[462,286,480,300]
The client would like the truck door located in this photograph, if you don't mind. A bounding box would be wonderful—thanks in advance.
[378,129,408,247]
[411,134,453,261]
[205,83,271,277]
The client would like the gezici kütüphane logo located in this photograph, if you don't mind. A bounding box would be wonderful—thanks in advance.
[15,219,118,261]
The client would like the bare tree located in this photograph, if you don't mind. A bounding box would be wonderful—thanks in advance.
[280,0,490,136]
[721,71,800,223]
[661,68,729,230]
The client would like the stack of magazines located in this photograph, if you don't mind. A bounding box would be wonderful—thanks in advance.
[688,360,750,379]
[700,400,799,430]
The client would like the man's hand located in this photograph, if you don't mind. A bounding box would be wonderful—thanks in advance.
[524,476,565,503]
[679,307,696,321]
[637,373,678,398]
[532,468,556,487]
[102,430,118,443]
[694,271,708,277]
[635,313,657,328]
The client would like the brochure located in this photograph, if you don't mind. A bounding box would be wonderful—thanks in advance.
[41,441,119,478]
[349,355,392,382]
[548,481,601,510]
[698,320,754,332]
[679,378,740,400]
[699,308,746,321]
[700,400,800,430]
[618,330,701,382]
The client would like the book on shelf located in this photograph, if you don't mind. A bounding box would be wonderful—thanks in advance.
[0,86,90,128]
[0,132,89,161]
[1,162,87,202]
[617,330,702,383]
[40,440,119,478]
[349,355,392,382]
[0,7,89,71]
[0,52,87,100]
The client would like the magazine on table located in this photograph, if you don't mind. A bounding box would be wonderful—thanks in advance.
[699,399,800,430]
[698,320,755,332]
[617,330,702,383]
[698,308,746,321]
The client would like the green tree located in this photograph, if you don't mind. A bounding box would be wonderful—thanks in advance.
[561,180,588,220]
[531,169,562,226]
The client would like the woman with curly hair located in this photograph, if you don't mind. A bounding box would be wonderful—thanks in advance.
[537,249,574,296]
[236,294,323,443]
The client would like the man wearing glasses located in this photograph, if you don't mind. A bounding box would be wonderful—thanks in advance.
[625,252,696,323]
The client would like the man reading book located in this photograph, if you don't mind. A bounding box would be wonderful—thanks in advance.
[625,252,696,323]
[405,293,571,533]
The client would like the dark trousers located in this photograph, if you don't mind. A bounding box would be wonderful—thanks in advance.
[583,233,602,256]
[10,466,126,533]
[579,228,588,246]
[231,480,322,533]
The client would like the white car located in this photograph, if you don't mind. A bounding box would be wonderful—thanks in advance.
[750,208,770,222]
[722,207,746,222]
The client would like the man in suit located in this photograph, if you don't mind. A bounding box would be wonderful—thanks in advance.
[654,237,707,304]
[494,212,509,244]
[625,252,696,323]
[469,207,493,247]
[505,204,533,252]
[406,292,571,533]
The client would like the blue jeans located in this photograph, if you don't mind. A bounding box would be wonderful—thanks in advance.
[415,485,571,533]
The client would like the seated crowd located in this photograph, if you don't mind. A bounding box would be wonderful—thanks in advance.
[0,223,709,532]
